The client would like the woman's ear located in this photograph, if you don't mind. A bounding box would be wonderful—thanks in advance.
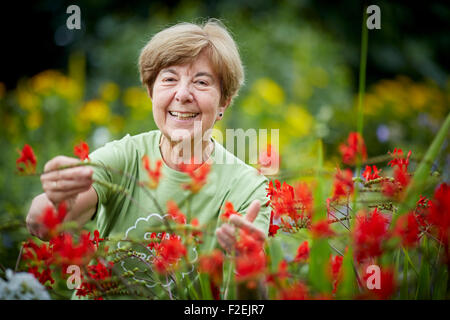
[216,97,232,120]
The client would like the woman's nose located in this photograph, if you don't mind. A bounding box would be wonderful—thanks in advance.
[175,82,193,103]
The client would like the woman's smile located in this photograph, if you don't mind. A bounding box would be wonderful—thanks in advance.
[167,110,201,122]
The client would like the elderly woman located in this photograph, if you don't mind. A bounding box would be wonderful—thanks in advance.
[26,19,270,297]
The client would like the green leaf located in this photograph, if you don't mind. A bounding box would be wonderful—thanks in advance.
[336,245,358,299]
[415,238,431,299]
[400,250,409,299]
[313,139,326,221]
[308,238,332,294]
[267,237,284,272]
[198,273,213,300]
[432,265,448,300]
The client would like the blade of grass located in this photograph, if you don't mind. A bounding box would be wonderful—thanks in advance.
[352,5,369,218]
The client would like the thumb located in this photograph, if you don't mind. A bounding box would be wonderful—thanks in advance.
[244,200,261,223]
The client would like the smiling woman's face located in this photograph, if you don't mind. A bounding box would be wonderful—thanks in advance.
[150,52,227,143]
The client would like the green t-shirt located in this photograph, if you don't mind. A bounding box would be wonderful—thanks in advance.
[78,130,270,298]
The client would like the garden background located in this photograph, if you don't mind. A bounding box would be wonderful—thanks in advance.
[0,0,449,299]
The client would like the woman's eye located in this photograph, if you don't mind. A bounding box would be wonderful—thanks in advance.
[164,78,176,82]
[196,80,208,86]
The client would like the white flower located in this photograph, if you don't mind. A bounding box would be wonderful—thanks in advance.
[0,269,51,300]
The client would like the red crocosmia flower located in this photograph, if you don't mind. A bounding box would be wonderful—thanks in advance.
[414,195,431,228]
[294,241,310,262]
[50,231,96,267]
[331,168,354,201]
[329,254,343,294]
[220,201,241,221]
[257,143,280,174]
[166,200,186,224]
[154,235,187,274]
[146,232,166,251]
[74,141,90,161]
[268,210,280,237]
[142,155,163,189]
[235,229,266,282]
[382,167,410,199]
[266,260,290,285]
[294,182,314,218]
[427,183,450,249]
[362,165,380,182]
[353,208,390,263]
[394,212,421,247]
[179,158,211,193]
[266,180,312,229]
[23,240,53,263]
[310,220,335,239]
[76,259,115,300]
[89,230,104,249]
[266,180,281,201]
[387,148,411,171]
[16,144,37,174]
[393,166,410,188]
[190,218,203,241]
[28,266,55,286]
[258,144,273,167]
[339,132,367,165]
[40,201,67,234]
[199,249,224,285]
[23,239,55,286]
[278,281,309,300]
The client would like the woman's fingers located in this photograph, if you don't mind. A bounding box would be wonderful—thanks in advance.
[244,200,261,223]
[43,156,81,173]
[41,156,93,207]
[41,166,93,183]
[229,214,266,242]
[42,174,93,192]
[215,224,237,253]
[45,187,91,205]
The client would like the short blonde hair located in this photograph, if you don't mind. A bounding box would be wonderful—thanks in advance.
[138,19,244,106]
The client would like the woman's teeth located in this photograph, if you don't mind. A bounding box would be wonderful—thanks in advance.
[169,111,199,119]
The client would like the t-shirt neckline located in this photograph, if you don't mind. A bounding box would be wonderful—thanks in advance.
[154,130,217,182]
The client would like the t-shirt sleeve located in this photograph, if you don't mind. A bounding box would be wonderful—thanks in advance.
[231,169,271,236]
[88,136,130,213]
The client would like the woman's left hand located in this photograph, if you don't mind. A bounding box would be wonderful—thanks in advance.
[215,200,267,253]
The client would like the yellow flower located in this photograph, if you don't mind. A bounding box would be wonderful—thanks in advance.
[16,88,40,111]
[100,82,120,102]
[56,76,82,101]
[79,99,110,125]
[364,75,447,119]
[123,87,151,110]
[284,104,314,138]
[253,78,285,106]
[31,70,63,95]
[26,109,43,130]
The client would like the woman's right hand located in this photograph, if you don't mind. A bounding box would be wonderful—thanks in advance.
[41,156,94,212]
